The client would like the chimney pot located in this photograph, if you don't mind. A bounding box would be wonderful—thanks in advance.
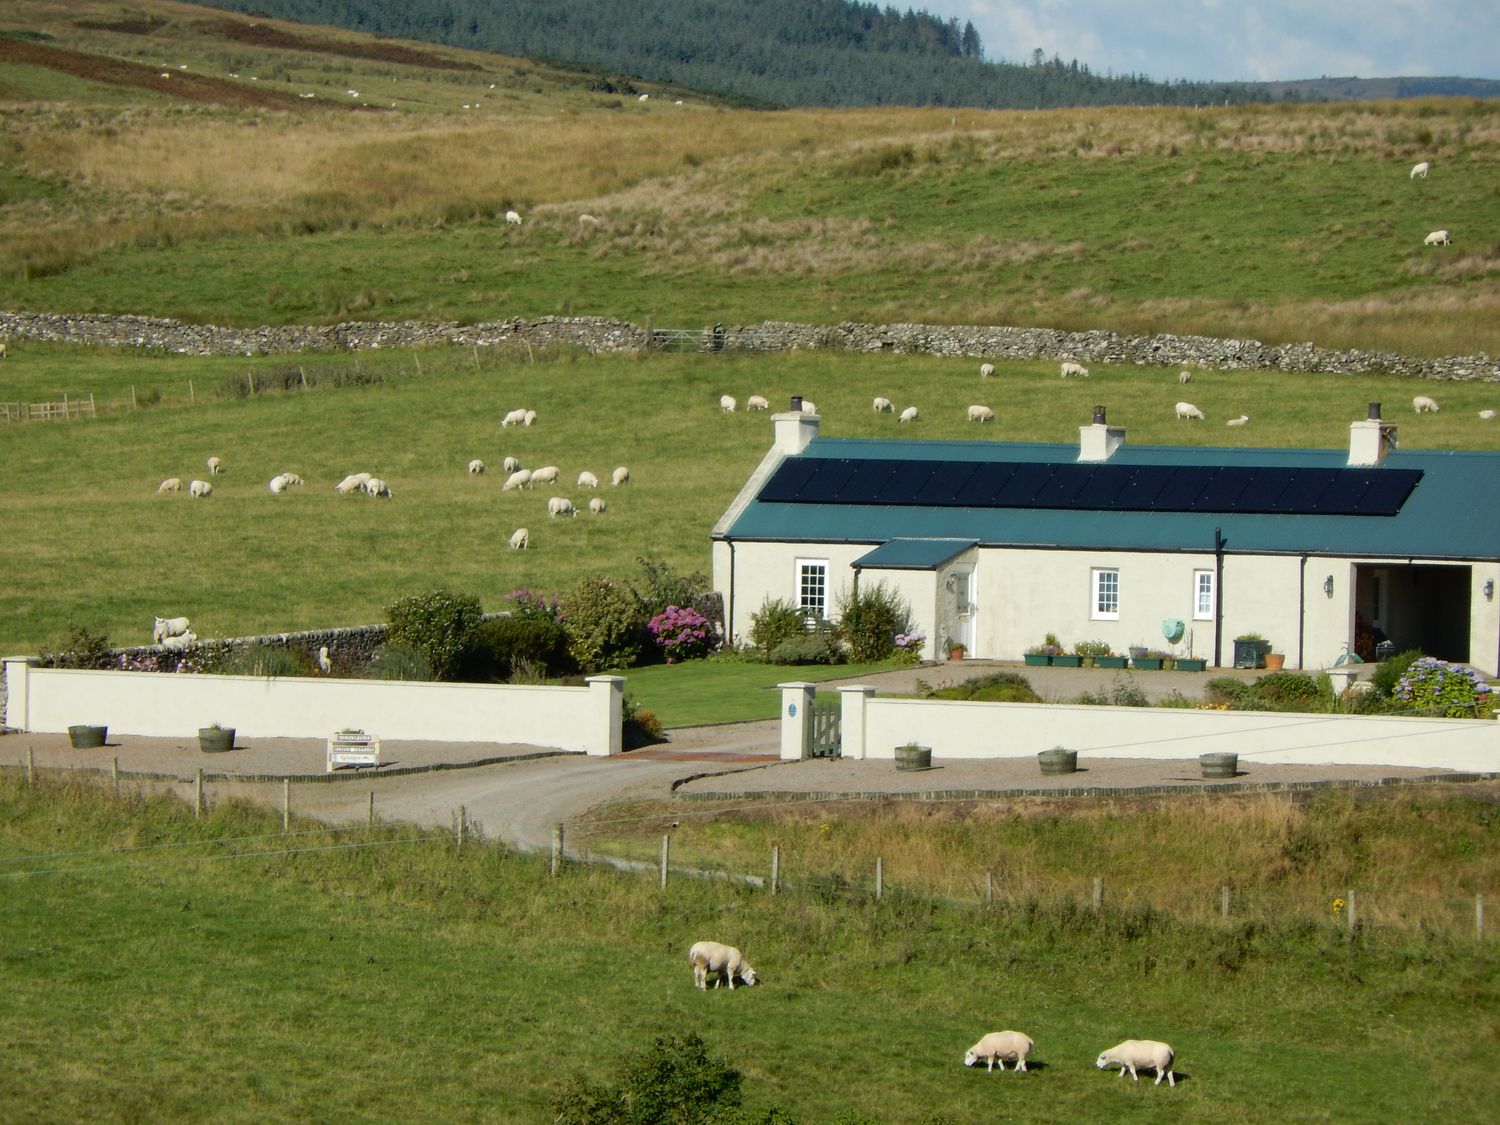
[789,395,803,413]
[1092,405,1107,425]
[1368,402,1381,420]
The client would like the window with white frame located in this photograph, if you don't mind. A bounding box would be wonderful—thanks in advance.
[1193,569,1216,621]
[1091,568,1120,619]
[796,559,829,621]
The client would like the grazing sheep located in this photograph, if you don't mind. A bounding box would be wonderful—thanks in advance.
[1226,415,1250,427]
[578,213,600,226]
[967,404,995,423]
[964,1031,1034,1073]
[152,616,191,644]
[1095,1040,1175,1087]
[1424,229,1451,246]
[502,456,521,473]
[1413,395,1440,414]
[505,210,522,225]
[589,497,607,514]
[269,473,292,494]
[501,408,528,427]
[156,477,183,494]
[611,465,631,487]
[577,471,599,489]
[720,394,737,413]
[1411,160,1430,179]
[801,400,817,415]
[468,459,486,475]
[159,630,198,651]
[1178,370,1192,384]
[689,941,757,990]
[508,527,529,550]
[873,396,894,413]
[1060,360,1089,378]
[206,456,223,475]
[502,469,532,491]
[281,473,304,487]
[530,465,560,486]
[0,341,7,359]
[1480,409,1497,420]
[1175,401,1206,421]
[547,496,577,518]
[979,363,995,378]
[335,472,372,494]
[746,394,770,410]
[899,406,919,423]
[317,646,333,673]
[364,478,392,498]
[188,479,213,498]
[523,410,537,427]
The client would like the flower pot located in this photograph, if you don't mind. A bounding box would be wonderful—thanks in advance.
[1129,647,1148,659]
[1038,748,1079,775]
[1023,653,1051,667]
[198,727,235,753]
[68,724,107,749]
[1175,658,1207,672]
[948,648,965,661]
[894,744,932,771]
[1051,654,1083,668]
[1131,657,1164,671]
[1200,752,1239,779]
[1094,655,1128,668]
[1265,653,1286,671]
[1233,639,1269,669]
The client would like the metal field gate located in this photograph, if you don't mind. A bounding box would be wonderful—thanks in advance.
[810,696,842,758]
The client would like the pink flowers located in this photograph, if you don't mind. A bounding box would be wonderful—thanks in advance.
[648,605,713,664]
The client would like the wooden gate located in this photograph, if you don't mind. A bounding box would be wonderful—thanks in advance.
[810,696,841,758]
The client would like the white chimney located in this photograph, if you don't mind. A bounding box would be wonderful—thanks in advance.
[1348,402,1398,466]
[1078,404,1125,462]
[774,403,819,455]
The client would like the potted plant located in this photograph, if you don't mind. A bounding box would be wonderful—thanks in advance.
[67,724,108,749]
[198,722,236,753]
[1073,639,1112,667]
[1265,652,1287,671]
[894,741,933,771]
[1233,634,1270,669]
[1024,634,1062,667]
[1200,752,1239,779]
[946,640,967,661]
[1132,649,1172,671]
[1037,746,1079,775]
[1128,643,1149,660]
[1175,656,1207,672]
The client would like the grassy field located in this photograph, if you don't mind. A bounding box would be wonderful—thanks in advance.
[5,341,1500,655]
[3,775,1497,1123]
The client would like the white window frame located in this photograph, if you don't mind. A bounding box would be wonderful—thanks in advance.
[1193,569,1216,621]
[1091,567,1120,620]
[796,558,829,623]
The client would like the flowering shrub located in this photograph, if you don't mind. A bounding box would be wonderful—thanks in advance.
[648,604,714,664]
[893,630,925,665]
[507,587,563,623]
[1394,657,1493,718]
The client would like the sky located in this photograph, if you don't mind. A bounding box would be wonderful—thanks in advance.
[952,1,1500,83]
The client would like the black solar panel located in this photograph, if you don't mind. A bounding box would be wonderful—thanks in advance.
[758,457,1423,516]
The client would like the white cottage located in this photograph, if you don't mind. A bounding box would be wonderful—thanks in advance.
[711,403,1500,673]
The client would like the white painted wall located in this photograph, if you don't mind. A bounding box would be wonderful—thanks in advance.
[2,659,623,756]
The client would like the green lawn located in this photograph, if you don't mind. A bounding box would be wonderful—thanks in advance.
[611,658,909,727]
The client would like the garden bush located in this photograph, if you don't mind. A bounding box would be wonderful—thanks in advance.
[1370,648,1424,698]
[563,575,646,672]
[1394,657,1494,717]
[749,597,809,659]
[361,644,433,681]
[769,630,842,665]
[552,1032,744,1125]
[835,581,911,663]
[1251,671,1332,711]
[647,604,715,664]
[927,672,1040,703]
[211,643,310,678]
[41,623,114,670]
[385,588,484,681]
[460,616,571,682]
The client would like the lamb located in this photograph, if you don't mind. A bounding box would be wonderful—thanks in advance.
[159,629,198,651]
[746,395,770,411]
[611,466,631,487]
[503,456,521,474]
[1178,370,1192,384]
[523,410,537,427]
[547,496,577,518]
[188,479,213,498]
[335,472,373,494]
[1413,395,1440,414]
[505,209,522,225]
[1226,415,1250,427]
[1060,360,1089,378]
[688,941,758,990]
[1095,1040,1175,1087]
[501,408,528,427]
[720,394,737,413]
[1424,230,1451,246]
[468,459,486,475]
[577,471,599,489]
[898,406,919,423]
[508,527,529,550]
[152,615,191,644]
[1480,410,1497,420]
[963,1031,1034,1073]
[530,465,560,486]
[269,473,292,494]
[979,363,995,378]
[499,467,529,490]
[1411,160,1430,179]
[872,396,894,413]
[156,478,183,494]
[206,456,223,475]
[589,497,607,514]
[1175,401,1205,421]
[801,400,817,415]
[364,478,392,498]
[967,404,995,423]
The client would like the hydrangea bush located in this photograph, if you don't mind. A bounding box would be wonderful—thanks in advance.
[893,630,925,665]
[648,604,714,664]
[1394,657,1493,718]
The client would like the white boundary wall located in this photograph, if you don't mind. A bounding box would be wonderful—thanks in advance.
[828,684,1498,773]
[3,658,624,757]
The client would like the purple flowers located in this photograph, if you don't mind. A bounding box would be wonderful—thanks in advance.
[648,604,714,664]
[508,587,563,623]
[894,631,925,651]
[1395,657,1493,717]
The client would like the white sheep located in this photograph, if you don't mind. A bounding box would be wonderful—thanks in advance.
[1411,160,1430,179]
[1178,370,1192,384]
[508,527,529,549]
[611,466,630,487]
[963,1031,1034,1073]
[188,479,213,498]
[1480,409,1497,420]
[269,473,291,494]
[589,497,607,514]
[281,473,304,487]
[547,496,577,518]
[720,394,737,413]
[530,465,560,486]
[523,410,537,427]
[152,615,191,644]
[1424,230,1451,246]
[898,406,919,423]
[156,478,183,494]
[967,404,995,423]
[1095,1040,1175,1087]
[335,472,372,494]
[206,456,223,475]
[502,456,521,473]
[577,471,599,489]
[872,396,894,413]
[1175,401,1205,421]
[1060,360,1089,378]
[578,213,600,226]
[501,408,528,427]
[746,395,770,411]
[688,941,757,990]
[979,363,995,378]
[468,459,486,475]
[502,468,532,491]
[505,209,522,225]
[1226,414,1250,427]
[1413,395,1440,413]
[801,400,817,415]
[159,629,198,651]
[364,477,392,498]
[317,645,333,673]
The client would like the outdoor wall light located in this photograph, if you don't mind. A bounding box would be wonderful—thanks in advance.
[1323,575,1335,598]
[1485,579,1495,601]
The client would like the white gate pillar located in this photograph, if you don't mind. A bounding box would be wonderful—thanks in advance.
[838,685,877,760]
[3,656,37,732]
[777,681,815,760]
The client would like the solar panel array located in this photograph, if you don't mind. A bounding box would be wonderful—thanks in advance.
[757,458,1422,516]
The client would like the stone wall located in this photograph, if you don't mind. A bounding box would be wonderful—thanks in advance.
[3,311,1495,381]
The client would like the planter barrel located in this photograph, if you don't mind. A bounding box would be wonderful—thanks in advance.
[1131,657,1164,671]
[1095,655,1128,669]
[198,727,236,753]
[1175,658,1207,672]
[1200,752,1239,779]
[895,744,933,771]
[1051,654,1083,668]
[67,724,107,749]
[1038,748,1079,776]
[1023,653,1051,667]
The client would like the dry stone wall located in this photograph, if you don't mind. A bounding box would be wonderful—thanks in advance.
[3,311,1495,381]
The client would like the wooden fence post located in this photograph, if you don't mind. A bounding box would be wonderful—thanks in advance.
[660,835,670,889]
[1092,876,1104,913]
[875,856,883,900]
[1346,888,1358,936]
[1221,885,1231,921]
[550,824,564,875]
[112,756,120,798]
[368,790,375,826]
[194,768,203,818]
[282,778,290,833]
[770,845,780,895]
[985,871,993,909]
[457,806,466,854]
[1477,894,1485,942]
[25,747,33,785]
[188,378,194,404]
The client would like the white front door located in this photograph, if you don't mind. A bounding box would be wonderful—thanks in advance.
[951,566,975,652]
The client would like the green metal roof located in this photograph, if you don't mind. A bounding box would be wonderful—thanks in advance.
[716,436,1500,561]
[853,538,977,570]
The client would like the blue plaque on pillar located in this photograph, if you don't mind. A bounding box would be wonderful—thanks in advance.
[788,703,797,717]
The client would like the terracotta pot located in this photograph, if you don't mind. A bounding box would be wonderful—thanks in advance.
[1265,653,1286,671]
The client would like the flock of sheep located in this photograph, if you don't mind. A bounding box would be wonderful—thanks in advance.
[1409,160,1455,248]
[690,941,1178,1088]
